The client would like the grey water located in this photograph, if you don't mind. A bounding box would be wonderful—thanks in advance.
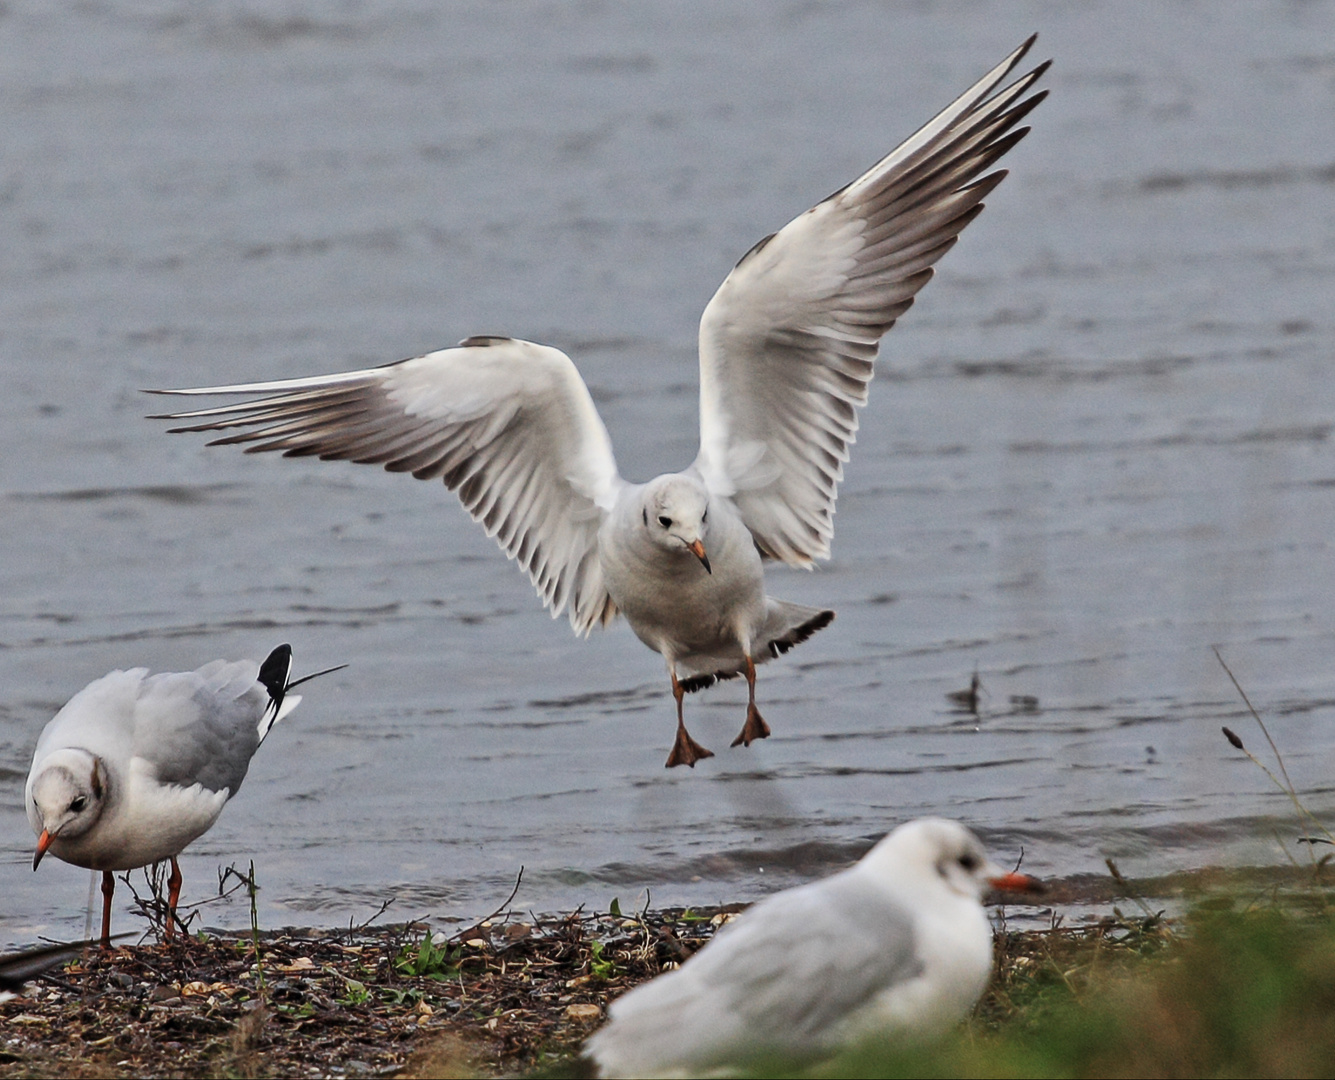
[3,0,1335,944]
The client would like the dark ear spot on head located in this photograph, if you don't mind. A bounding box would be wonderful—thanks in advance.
[642,508,648,527]
[90,760,103,800]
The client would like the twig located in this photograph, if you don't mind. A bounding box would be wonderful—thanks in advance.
[123,864,198,943]
[286,661,350,689]
[1214,647,1335,849]
[448,867,525,944]
[348,898,395,936]
[1105,858,1159,921]
[84,870,97,944]
[1215,647,1298,791]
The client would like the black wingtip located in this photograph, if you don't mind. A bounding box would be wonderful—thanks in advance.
[257,643,294,706]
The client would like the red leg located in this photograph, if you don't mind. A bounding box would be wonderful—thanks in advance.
[665,671,713,768]
[100,871,115,949]
[164,857,183,941]
[731,655,771,748]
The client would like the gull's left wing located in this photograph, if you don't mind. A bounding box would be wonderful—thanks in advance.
[694,36,1049,565]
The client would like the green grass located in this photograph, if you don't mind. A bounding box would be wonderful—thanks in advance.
[776,902,1335,1078]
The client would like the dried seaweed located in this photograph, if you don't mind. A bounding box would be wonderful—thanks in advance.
[0,904,743,1079]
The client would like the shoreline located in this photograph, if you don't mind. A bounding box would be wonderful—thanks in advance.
[2,860,1330,1078]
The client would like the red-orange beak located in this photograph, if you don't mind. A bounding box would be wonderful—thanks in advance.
[687,539,711,574]
[988,871,1045,895]
[33,829,53,871]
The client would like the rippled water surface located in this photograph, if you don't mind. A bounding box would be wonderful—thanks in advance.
[3,1,1335,943]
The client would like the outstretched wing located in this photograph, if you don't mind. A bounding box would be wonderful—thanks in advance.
[149,336,623,635]
[694,36,1049,565]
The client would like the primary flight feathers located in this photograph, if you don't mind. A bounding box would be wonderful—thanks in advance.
[149,37,1047,632]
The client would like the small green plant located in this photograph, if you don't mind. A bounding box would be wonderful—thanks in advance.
[217,861,267,994]
[384,986,425,1007]
[589,940,617,980]
[337,978,370,1007]
[609,897,622,917]
[395,932,462,980]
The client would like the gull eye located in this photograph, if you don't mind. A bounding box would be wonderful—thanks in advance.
[657,516,672,528]
[959,852,980,872]
[70,796,87,813]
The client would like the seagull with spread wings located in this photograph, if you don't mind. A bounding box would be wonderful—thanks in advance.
[151,38,1048,768]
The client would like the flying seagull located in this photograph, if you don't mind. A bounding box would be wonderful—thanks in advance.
[150,38,1048,767]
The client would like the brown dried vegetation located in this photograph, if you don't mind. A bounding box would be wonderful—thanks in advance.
[0,904,743,1079]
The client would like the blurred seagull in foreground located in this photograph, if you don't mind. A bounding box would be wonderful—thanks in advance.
[149,38,1048,768]
[26,645,343,947]
[0,938,104,1002]
[585,818,1044,1078]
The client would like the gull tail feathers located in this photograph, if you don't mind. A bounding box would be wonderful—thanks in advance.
[678,603,834,694]
[255,644,347,742]
[762,602,835,659]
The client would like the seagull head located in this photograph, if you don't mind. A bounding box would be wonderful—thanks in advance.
[29,748,108,870]
[867,818,1044,902]
[639,475,713,573]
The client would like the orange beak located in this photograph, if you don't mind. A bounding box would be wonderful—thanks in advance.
[33,829,53,871]
[988,871,1045,895]
[687,539,711,574]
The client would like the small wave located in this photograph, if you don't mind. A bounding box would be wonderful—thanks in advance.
[1140,163,1335,193]
[9,483,240,505]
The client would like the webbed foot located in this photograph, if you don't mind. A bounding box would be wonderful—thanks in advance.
[730,704,771,748]
[666,728,715,768]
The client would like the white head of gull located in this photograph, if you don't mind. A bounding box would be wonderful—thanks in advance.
[149,38,1049,767]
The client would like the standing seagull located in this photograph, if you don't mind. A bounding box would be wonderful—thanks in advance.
[149,39,1048,768]
[26,645,341,947]
[585,818,1043,1078]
